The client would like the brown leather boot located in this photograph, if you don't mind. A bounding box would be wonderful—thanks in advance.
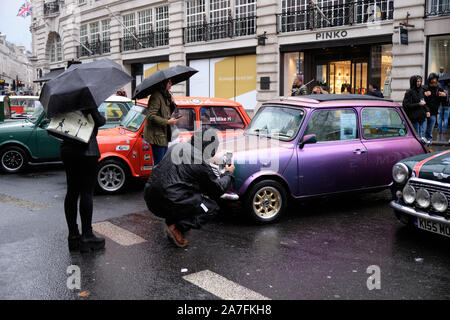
[166,224,188,248]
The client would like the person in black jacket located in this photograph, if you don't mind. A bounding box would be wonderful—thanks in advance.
[424,73,447,143]
[144,127,234,248]
[367,83,384,98]
[403,75,429,140]
[61,108,106,252]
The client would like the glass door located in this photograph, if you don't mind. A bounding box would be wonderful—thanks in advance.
[328,60,351,94]
[352,61,368,95]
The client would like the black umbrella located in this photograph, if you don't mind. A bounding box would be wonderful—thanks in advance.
[133,65,198,99]
[40,58,132,118]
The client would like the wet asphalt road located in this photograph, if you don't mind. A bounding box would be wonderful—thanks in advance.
[0,154,449,300]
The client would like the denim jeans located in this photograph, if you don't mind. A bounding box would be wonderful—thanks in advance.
[425,115,437,141]
[438,106,450,133]
[412,120,427,139]
[151,144,168,166]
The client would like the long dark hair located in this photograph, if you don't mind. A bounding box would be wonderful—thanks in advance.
[156,79,172,101]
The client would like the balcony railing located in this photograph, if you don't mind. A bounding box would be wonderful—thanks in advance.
[77,39,111,58]
[119,29,169,52]
[43,1,60,15]
[276,0,394,33]
[426,0,450,17]
[183,16,256,44]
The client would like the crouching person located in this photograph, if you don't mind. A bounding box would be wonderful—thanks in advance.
[144,126,235,247]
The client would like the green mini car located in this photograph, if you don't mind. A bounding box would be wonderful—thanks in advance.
[0,95,132,173]
[391,150,450,238]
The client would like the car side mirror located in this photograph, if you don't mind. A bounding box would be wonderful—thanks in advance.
[300,134,317,149]
[40,118,50,128]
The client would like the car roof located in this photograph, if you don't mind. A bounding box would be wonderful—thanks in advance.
[265,94,398,108]
[104,95,132,103]
[0,95,40,102]
[136,96,243,108]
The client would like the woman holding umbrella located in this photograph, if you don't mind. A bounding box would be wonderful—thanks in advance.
[143,78,181,165]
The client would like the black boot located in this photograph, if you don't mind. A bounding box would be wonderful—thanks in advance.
[68,228,81,252]
[80,230,105,253]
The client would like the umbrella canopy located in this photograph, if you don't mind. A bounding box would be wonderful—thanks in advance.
[40,58,132,118]
[439,73,450,83]
[133,65,198,99]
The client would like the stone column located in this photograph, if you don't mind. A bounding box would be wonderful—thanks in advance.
[168,0,186,96]
[391,0,426,103]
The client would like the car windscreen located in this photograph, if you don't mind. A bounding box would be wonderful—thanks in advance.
[120,105,147,132]
[245,105,305,141]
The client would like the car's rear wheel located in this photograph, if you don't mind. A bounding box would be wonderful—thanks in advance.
[244,180,288,223]
[96,159,130,194]
[0,146,28,173]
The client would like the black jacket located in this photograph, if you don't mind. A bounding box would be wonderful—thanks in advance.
[144,142,233,219]
[403,75,428,123]
[60,108,106,158]
[424,73,447,115]
[367,89,384,98]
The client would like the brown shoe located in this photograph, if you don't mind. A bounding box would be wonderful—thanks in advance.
[166,224,188,248]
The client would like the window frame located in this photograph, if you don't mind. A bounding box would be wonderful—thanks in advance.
[303,107,360,144]
[360,106,409,140]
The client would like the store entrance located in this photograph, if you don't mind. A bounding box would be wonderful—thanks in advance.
[316,59,368,94]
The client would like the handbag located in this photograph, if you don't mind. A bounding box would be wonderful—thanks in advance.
[47,111,95,144]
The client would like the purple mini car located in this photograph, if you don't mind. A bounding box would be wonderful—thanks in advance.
[219,94,428,223]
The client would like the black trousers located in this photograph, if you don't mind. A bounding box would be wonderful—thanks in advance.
[61,152,98,235]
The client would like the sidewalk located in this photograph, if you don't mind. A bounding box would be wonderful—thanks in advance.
[430,128,450,146]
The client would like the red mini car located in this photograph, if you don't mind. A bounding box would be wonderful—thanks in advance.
[96,97,251,194]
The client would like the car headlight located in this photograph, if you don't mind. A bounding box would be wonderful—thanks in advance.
[402,185,416,204]
[416,188,431,208]
[431,192,448,212]
[392,163,409,184]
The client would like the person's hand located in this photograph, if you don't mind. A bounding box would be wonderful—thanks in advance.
[168,117,181,125]
[426,112,431,117]
[439,91,447,97]
[424,91,431,97]
[225,164,235,174]
[419,101,426,106]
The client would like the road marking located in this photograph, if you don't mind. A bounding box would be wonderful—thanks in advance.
[0,193,51,211]
[183,270,271,300]
[92,221,147,246]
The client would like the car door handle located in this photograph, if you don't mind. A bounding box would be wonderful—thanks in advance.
[353,149,367,154]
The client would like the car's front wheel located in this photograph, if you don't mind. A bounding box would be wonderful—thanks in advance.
[96,159,130,194]
[0,146,29,173]
[244,180,288,223]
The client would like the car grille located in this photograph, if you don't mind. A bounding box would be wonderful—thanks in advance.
[408,178,450,219]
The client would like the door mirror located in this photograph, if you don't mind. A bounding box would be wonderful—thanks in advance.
[300,134,317,149]
[40,118,50,128]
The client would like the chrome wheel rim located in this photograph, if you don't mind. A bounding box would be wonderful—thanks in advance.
[253,186,282,219]
[98,164,125,192]
[1,150,24,172]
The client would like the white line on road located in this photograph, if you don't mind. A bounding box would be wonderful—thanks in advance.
[183,270,271,300]
[92,221,147,246]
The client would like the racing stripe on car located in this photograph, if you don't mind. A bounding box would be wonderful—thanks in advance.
[413,150,450,177]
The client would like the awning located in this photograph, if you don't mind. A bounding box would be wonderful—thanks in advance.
[33,68,65,83]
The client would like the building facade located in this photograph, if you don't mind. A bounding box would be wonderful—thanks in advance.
[30,0,450,109]
[0,33,34,94]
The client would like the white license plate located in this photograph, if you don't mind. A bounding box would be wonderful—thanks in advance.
[415,217,450,238]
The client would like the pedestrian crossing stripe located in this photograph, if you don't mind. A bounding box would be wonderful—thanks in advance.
[92,221,147,246]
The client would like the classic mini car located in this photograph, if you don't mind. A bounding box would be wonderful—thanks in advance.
[390,150,450,238]
[95,97,251,194]
[215,94,428,223]
[0,95,132,173]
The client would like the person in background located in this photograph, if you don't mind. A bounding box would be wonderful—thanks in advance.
[291,76,308,96]
[403,75,429,142]
[437,78,450,142]
[424,73,447,144]
[61,108,106,252]
[312,84,328,94]
[143,78,182,166]
[144,127,234,247]
[367,83,384,98]
[116,88,127,97]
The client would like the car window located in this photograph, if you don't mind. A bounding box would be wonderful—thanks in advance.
[98,102,129,123]
[200,106,245,130]
[305,109,358,142]
[361,107,407,139]
[173,108,195,132]
[121,105,147,132]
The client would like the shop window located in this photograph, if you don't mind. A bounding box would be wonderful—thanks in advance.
[370,44,392,98]
[428,35,450,76]
[200,106,245,130]
[361,108,407,140]
[305,109,358,142]
[283,52,305,96]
